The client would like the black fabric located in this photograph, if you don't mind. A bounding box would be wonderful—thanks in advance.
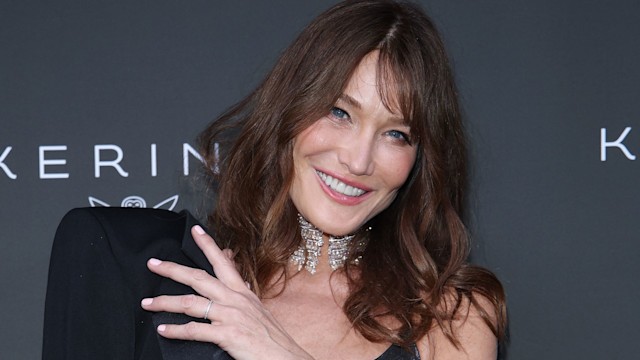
[43,207,419,360]
[42,207,229,360]
[375,344,421,360]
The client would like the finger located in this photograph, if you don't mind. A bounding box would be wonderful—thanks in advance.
[222,248,234,261]
[191,225,246,291]
[146,258,224,300]
[157,321,223,343]
[141,295,216,320]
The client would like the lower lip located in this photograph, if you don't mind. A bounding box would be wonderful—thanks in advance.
[316,173,371,206]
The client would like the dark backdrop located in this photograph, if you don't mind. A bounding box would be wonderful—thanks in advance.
[1,1,638,359]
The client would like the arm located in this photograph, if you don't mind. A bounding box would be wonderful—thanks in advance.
[42,209,136,360]
[43,207,187,360]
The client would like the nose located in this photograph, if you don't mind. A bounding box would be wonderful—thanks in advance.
[338,132,375,176]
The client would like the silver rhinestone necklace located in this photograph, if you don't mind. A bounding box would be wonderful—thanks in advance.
[290,214,367,274]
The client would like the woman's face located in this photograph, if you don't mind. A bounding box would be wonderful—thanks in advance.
[289,51,417,236]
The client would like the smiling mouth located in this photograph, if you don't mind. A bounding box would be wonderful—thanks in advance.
[316,170,367,197]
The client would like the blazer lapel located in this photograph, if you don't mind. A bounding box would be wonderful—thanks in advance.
[179,210,214,276]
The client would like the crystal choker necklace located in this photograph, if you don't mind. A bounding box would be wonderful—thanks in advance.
[290,214,368,274]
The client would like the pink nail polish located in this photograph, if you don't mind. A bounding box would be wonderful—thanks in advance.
[193,225,205,235]
[157,325,166,332]
[141,298,153,306]
[149,258,162,266]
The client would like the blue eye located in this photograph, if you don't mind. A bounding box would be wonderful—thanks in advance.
[330,107,349,119]
[387,130,411,144]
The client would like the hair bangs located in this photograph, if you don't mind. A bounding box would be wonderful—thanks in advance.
[376,32,430,147]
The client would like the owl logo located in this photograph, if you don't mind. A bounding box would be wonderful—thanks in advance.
[88,195,179,211]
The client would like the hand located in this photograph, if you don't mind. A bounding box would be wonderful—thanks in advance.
[141,225,313,360]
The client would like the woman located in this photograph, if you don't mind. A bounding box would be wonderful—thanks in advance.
[142,0,506,358]
[44,0,506,359]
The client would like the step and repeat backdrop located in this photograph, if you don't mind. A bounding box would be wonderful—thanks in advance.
[2,1,638,359]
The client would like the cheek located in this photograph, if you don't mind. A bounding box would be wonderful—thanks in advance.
[292,122,330,159]
[290,123,326,194]
[379,149,417,188]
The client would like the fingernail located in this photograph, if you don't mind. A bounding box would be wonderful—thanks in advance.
[141,298,153,306]
[149,258,162,266]
[193,225,205,235]
[157,325,166,332]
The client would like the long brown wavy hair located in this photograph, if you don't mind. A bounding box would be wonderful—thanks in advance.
[199,0,507,348]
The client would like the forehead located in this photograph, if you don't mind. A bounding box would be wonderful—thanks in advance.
[341,51,405,121]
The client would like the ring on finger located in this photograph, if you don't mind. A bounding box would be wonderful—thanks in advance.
[203,299,213,320]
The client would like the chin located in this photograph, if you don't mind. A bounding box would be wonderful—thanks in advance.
[312,213,368,236]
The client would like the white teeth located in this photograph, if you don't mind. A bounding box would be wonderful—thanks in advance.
[316,171,366,197]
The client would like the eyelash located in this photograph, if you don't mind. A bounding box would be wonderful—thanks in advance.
[329,106,412,144]
[330,106,350,120]
[387,130,411,144]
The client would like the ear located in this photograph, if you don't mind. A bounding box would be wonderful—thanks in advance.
[153,195,179,211]
[88,196,110,207]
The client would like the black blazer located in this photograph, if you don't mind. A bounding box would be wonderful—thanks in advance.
[43,207,420,360]
[42,207,232,360]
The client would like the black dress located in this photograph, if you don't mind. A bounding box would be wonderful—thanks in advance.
[376,344,421,359]
[43,207,420,360]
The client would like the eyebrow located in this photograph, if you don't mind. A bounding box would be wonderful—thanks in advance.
[337,93,407,125]
[338,93,361,110]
